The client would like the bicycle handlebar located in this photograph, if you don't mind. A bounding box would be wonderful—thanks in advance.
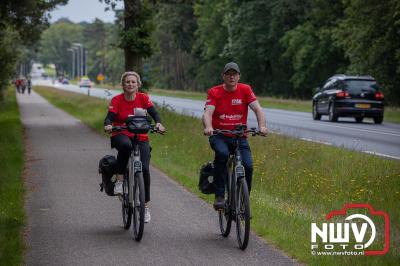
[212,127,266,137]
[111,125,165,135]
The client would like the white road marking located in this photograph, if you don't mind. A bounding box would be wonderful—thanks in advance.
[362,151,400,160]
[261,109,400,137]
[300,137,332,145]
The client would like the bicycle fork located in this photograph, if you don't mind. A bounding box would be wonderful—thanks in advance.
[129,146,142,204]
[229,149,246,215]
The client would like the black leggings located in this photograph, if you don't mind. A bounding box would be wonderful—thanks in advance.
[111,134,151,202]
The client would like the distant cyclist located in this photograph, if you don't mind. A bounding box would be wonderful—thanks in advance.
[27,78,32,94]
[202,62,268,209]
[104,71,166,223]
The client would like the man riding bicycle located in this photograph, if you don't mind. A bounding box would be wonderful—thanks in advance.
[202,62,268,210]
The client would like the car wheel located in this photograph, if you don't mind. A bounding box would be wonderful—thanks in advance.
[328,103,338,122]
[373,116,383,124]
[312,103,321,120]
[355,117,363,123]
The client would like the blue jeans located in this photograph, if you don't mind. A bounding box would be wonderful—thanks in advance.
[209,135,253,197]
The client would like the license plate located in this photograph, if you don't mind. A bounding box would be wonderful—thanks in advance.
[355,103,370,109]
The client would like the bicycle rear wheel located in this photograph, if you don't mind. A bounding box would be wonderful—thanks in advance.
[235,178,250,250]
[122,175,132,229]
[132,172,145,241]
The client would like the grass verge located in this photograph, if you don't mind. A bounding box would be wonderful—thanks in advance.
[148,88,400,124]
[35,86,400,265]
[0,87,25,265]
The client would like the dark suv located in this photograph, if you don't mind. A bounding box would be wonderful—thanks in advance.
[312,75,384,124]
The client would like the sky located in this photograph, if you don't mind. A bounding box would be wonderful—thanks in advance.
[49,0,123,24]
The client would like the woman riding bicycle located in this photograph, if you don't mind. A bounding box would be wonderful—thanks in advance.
[104,71,165,223]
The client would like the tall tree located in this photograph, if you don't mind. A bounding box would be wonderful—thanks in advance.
[226,0,309,97]
[281,0,348,98]
[150,1,197,90]
[192,0,230,89]
[334,0,400,104]
[101,0,154,73]
[1,0,67,45]
[0,0,67,97]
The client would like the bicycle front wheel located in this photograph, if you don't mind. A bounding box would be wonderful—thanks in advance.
[218,193,233,237]
[132,172,145,241]
[235,178,250,250]
[122,175,132,230]
[219,179,232,237]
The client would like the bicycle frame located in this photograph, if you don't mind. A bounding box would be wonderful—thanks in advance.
[226,138,246,214]
[112,122,163,241]
[128,135,142,204]
[213,126,263,250]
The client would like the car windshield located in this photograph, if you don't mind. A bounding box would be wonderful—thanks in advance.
[343,80,378,94]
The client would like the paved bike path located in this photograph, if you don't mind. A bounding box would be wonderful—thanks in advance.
[18,91,297,266]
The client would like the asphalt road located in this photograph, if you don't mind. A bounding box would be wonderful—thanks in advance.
[34,79,400,160]
[19,90,296,265]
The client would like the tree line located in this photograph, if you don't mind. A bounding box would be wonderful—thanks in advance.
[1,0,399,105]
[149,0,400,104]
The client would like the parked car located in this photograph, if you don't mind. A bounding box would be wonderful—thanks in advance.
[79,78,92,88]
[62,78,69,85]
[312,75,384,124]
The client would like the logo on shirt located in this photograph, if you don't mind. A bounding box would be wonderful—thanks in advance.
[232,99,242,105]
[219,114,243,120]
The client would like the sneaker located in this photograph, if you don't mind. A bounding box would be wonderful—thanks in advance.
[144,207,151,223]
[213,195,225,210]
[114,181,123,195]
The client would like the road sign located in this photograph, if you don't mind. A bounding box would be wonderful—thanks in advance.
[97,73,105,81]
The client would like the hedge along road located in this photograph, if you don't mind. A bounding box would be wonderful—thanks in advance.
[34,79,400,160]
[18,91,297,265]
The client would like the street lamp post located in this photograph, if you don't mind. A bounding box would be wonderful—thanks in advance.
[67,48,74,79]
[84,49,88,76]
[73,43,83,78]
[72,46,80,78]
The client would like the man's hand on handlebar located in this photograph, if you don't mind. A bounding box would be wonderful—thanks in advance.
[259,126,268,136]
[104,125,112,133]
[204,127,214,136]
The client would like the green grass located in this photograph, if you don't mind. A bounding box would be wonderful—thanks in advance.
[35,86,400,265]
[385,106,400,123]
[0,87,25,265]
[148,88,400,124]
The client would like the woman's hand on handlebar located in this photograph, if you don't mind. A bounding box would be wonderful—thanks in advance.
[155,123,166,133]
[204,127,214,136]
[104,125,112,133]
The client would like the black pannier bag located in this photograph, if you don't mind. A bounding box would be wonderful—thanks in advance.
[126,116,151,134]
[199,162,216,194]
[98,155,117,196]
